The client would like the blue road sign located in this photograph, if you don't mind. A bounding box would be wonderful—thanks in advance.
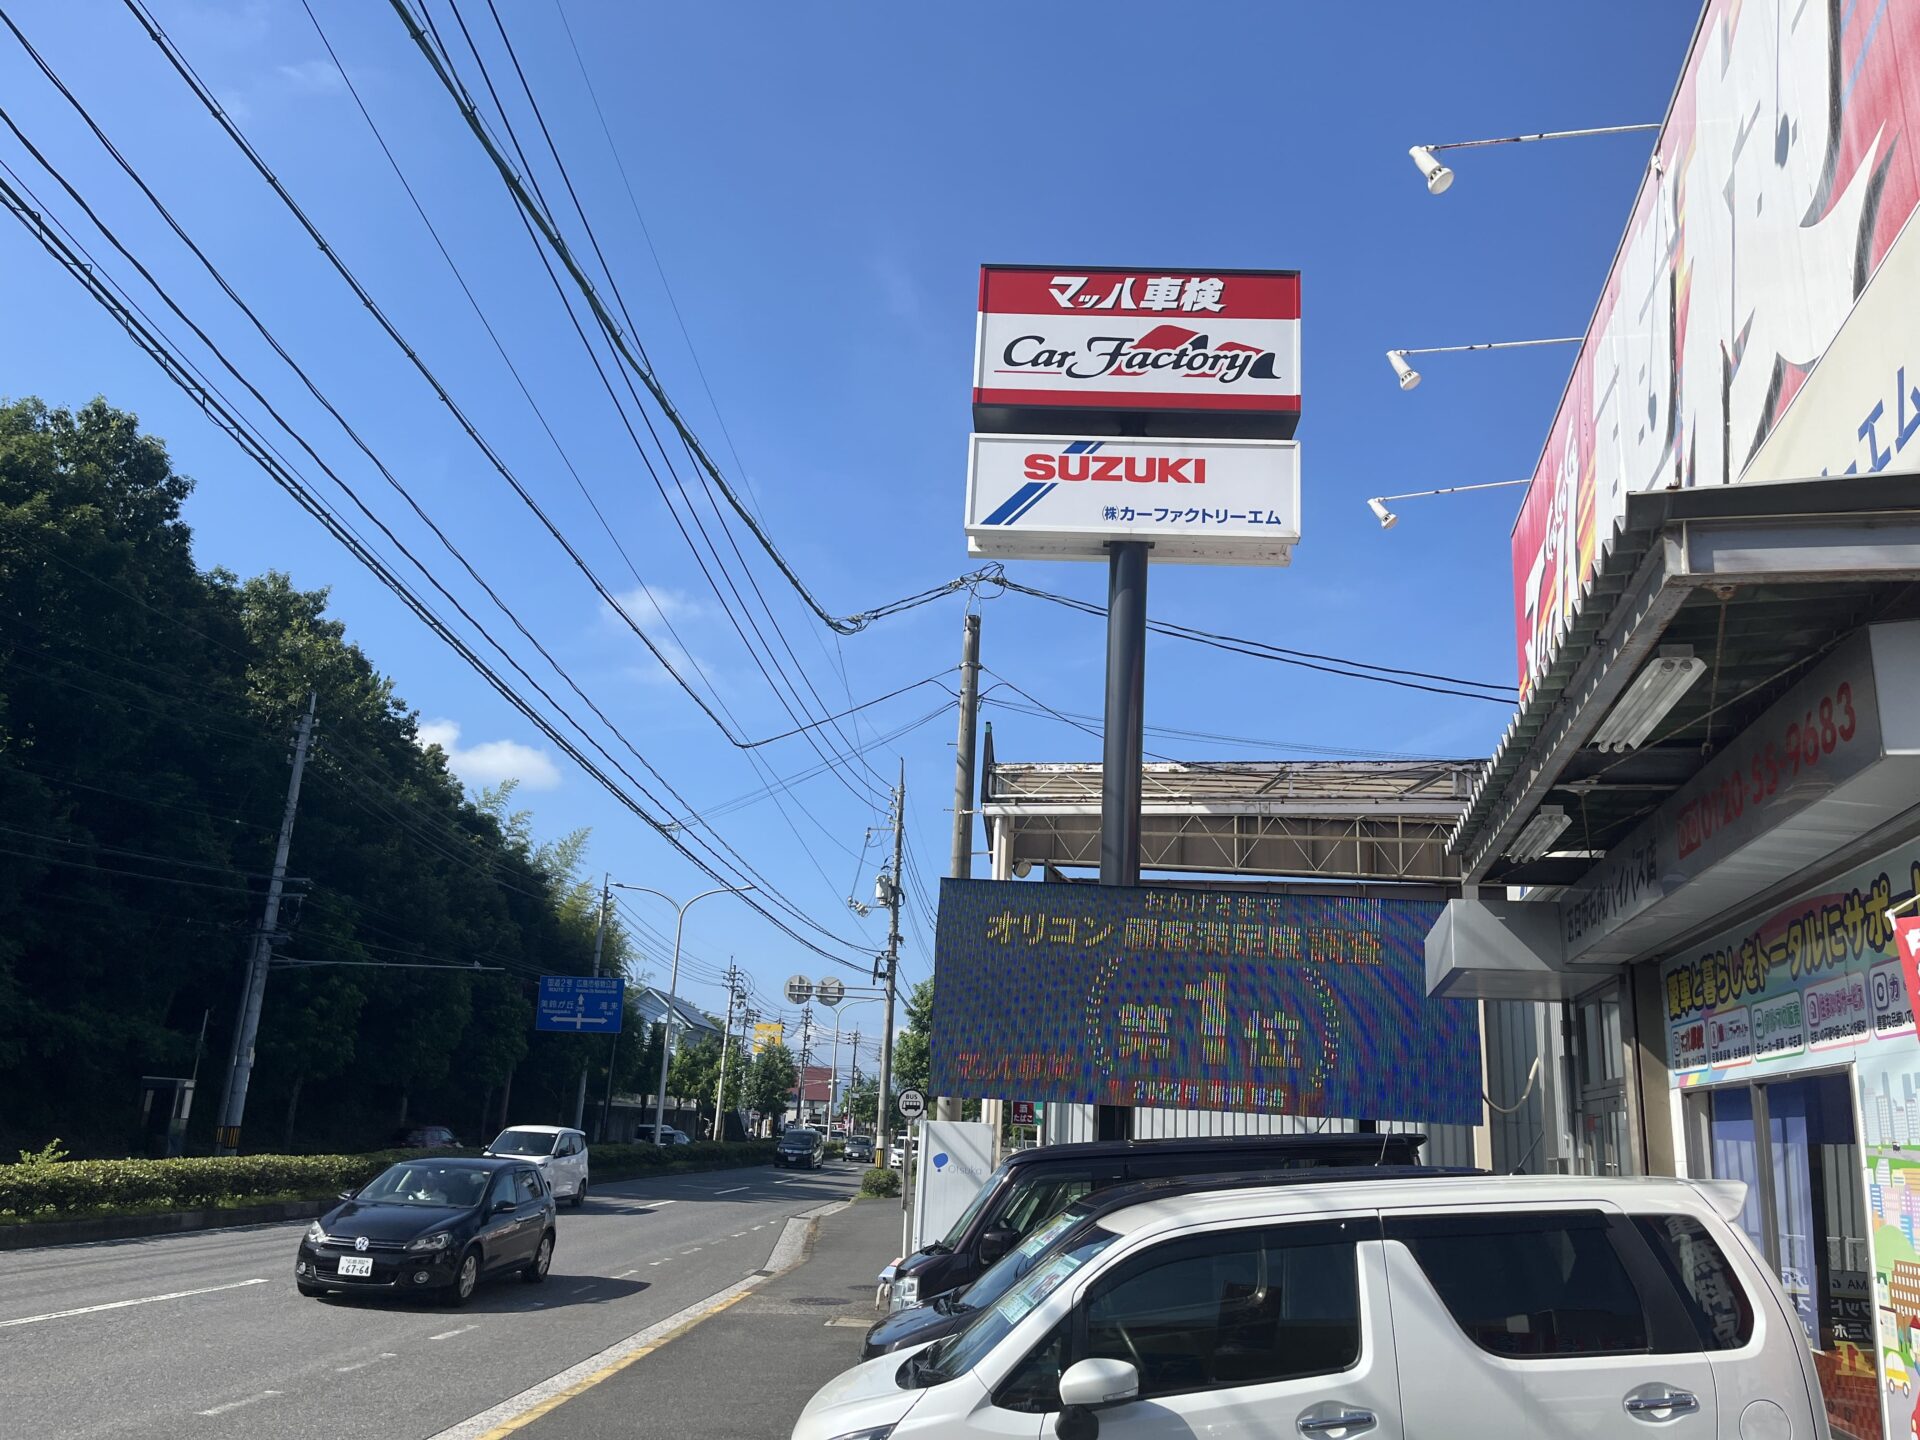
[536,975,625,1034]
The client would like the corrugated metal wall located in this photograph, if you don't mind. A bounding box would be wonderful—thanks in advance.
[1483,998,1563,1174]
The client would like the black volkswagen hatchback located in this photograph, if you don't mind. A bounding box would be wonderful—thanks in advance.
[295,1156,556,1305]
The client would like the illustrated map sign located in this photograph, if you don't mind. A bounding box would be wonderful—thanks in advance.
[965,433,1298,565]
[536,975,625,1034]
[931,879,1481,1124]
[897,1088,927,1121]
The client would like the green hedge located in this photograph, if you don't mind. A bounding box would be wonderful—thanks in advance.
[0,1140,781,1221]
[860,1166,901,1198]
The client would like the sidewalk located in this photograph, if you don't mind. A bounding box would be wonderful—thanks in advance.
[512,1193,907,1440]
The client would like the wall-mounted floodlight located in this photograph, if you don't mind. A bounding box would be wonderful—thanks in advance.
[1364,479,1532,530]
[1384,336,1582,391]
[1408,123,1662,194]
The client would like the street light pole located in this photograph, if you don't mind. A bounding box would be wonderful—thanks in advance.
[611,883,753,1146]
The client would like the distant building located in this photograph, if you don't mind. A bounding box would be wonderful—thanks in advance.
[631,988,722,1048]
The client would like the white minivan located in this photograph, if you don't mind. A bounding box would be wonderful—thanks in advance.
[485,1125,590,1208]
[795,1173,1827,1440]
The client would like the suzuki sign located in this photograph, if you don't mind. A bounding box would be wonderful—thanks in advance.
[965,433,1298,564]
[973,266,1300,434]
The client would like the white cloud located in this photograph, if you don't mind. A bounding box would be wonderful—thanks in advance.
[276,59,345,96]
[417,719,561,791]
[607,585,704,630]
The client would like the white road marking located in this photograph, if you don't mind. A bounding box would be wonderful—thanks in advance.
[198,1391,282,1417]
[752,1224,766,1230]
[713,1186,747,1195]
[335,1353,399,1374]
[647,1260,662,1266]
[428,1324,477,1341]
[681,1247,702,1255]
[568,1284,594,1295]
[0,1277,269,1329]
[614,1268,638,1279]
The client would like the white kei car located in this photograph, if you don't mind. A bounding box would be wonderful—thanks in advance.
[483,1125,591,1208]
[795,1172,1825,1440]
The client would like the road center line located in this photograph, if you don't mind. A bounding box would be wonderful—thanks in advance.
[713,1185,747,1195]
[429,1324,478,1341]
[198,1390,282,1417]
[614,1268,638,1279]
[0,1276,269,1329]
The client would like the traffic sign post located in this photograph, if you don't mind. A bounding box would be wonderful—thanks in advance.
[897,1087,927,1122]
[536,976,625,1034]
[785,975,813,1005]
[815,976,845,1007]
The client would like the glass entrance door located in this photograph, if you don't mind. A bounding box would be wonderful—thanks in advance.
[1573,983,1631,1176]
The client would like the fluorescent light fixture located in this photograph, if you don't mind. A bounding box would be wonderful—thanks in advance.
[1367,497,1398,529]
[1409,145,1454,194]
[1591,646,1707,753]
[1387,351,1421,390]
[1506,805,1571,863]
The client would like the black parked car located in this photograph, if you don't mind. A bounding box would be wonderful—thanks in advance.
[880,1131,1429,1311]
[295,1156,555,1305]
[863,1163,1472,1359]
[843,1134,875,1164]
[773,1127,825,1170]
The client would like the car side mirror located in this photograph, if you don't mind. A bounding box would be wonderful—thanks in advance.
[978,1225,1020,1266]
[493,1198,517,1215]
[1055,1359,1138,1440]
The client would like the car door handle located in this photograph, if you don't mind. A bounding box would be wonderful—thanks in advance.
[1297,1410,1376,1436]
[1623,1390,1699,1418]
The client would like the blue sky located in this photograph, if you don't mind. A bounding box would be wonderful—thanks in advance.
[0,1,1701,1046]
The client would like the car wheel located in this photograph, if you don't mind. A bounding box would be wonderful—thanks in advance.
[570,1179,587,1210]
[445,1247,482,1307]
[296,1280,327,1298]
[522,1231,554,1284]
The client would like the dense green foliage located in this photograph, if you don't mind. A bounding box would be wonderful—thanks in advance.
[0,397,660,1156]
[858,1165,901,1198]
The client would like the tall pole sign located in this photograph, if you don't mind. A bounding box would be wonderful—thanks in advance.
[965,265,1303,1142]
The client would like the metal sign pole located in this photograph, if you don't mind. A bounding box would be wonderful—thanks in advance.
[1095,540,1148,1142]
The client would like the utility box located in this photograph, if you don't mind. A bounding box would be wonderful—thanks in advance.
[137,1076,195,1158]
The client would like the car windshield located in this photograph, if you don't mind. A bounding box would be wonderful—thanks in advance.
[937,1160,1011,1249]
[357,1163,492,1208]
[911,1224,1121,1386]
[781,1131,816,1145]
[956,1206,1091,1311]
[488,1129,557,1156]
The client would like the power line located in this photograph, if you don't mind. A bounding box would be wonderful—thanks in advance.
[0,161,867,970]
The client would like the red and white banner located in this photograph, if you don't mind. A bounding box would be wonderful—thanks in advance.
[1895,917,1920,1028]
[1511,0,1920,697]
[974,266,1300,419]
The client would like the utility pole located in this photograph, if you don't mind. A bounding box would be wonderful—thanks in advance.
[876,762,904,1172]
[573,875,609,1130]
[797,1003,816,1125]
[214,691,316,1155]
[711,961,742,1141]
[938,613,980,1124]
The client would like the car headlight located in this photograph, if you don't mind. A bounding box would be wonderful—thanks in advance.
[893,1275,919,1305]
[407,1231,453,1252]
[304,1221,327,1245]
[826,1429,895,1440]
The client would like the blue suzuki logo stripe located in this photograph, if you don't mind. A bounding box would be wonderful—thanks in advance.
[1005,482,1055,523]
[983,480,1052,526]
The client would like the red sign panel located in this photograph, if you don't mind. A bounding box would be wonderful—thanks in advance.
[1895,917,1920,1025]
[975,265,1300,423]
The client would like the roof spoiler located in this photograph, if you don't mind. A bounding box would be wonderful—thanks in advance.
[1689,1178,1748,1221]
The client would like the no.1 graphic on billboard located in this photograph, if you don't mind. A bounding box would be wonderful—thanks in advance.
[931,878,1482,1126]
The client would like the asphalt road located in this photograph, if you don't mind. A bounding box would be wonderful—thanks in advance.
[0,1162,859,1440]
